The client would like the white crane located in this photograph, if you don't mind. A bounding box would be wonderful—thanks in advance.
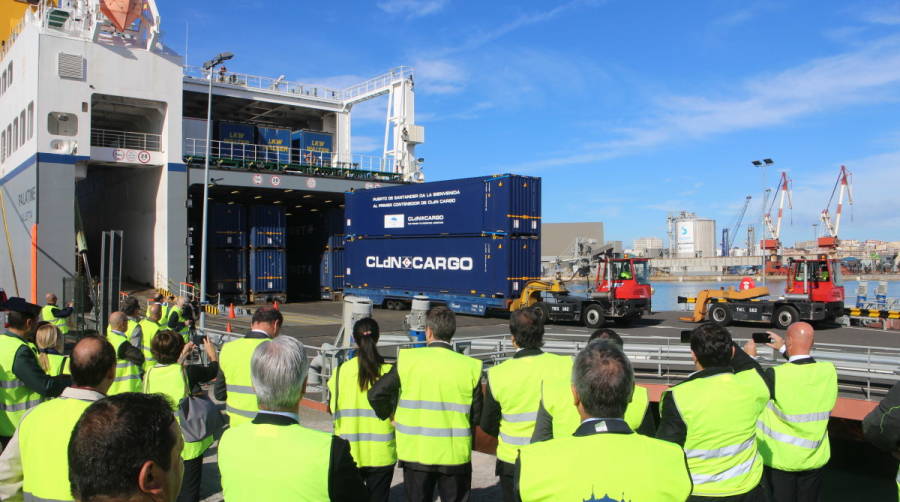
[819,165,853,249]
[761,171,792,251]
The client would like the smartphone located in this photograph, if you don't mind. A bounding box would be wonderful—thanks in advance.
[752,332,772,344]
[680,330,693,343]
[193,334,208,345]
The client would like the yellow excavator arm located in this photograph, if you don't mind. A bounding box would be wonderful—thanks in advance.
[509,280,568,312]
[679,286,770,323]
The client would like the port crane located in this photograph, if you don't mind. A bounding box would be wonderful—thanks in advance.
[721,195,752,256]
[760,171,792,253]
[818,165,853,250]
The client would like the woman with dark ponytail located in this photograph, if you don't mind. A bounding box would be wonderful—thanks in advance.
[328,318,395,502]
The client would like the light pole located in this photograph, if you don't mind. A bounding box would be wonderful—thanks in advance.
[751,158,774,284]
[199,52,234,332]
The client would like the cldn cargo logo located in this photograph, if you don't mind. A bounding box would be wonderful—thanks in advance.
[366,256,474,271]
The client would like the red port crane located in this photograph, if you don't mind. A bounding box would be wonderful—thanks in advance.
[818,165,853,250]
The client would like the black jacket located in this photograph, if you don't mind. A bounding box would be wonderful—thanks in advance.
[864,380,900,453]
[367,341,483,473]
[249,412,368,501]
[109,329,145,368]
[2,332,70,408]
[656,343,772,446]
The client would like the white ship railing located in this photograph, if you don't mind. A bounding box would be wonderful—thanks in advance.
[183,138,396,174]
[91,128,162,152]
[183,66,343,101]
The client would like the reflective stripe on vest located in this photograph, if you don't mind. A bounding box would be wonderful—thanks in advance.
[219,337,268,426]
[665,370,769,497]
[105,331,142,395]
[0,333,43,436]
[517,432,693,501]
[756,361,837,471]
[394,347,482,466]
[220,422,332,501]
[40,305,68,335]
[20,397,94,501]
[138,320,161,371]
[143,364,212,460]
[328,360,396,468]
[488,352,572,463]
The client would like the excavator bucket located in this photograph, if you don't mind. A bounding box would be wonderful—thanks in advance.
[678,286,770,323]
[100,0,143,32]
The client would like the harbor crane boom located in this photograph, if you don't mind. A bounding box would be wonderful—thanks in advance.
[818,165,853,249]
[761,171,792,251]
[721,195,752,256]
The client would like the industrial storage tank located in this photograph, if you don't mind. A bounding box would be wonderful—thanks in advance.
[673,215,717,258]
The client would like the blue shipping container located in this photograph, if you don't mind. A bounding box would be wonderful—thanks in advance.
[344,235,539,298]
[320,249,345,291]
[291,131,333,166]
[249,205,286,247]
[210,203,247,248]
[344,174,541,237]
[208,248,247,294]
[250,249,286,293]
[215,122,255,158]
[257,126,291,164]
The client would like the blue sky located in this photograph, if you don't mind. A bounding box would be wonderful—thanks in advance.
[161,0,900,248]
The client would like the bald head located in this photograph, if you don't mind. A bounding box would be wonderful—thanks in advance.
[148,304,162,322]
[108,311,127,332]
[71,336,116,391]
[46,293,57,305]
[786,321,815,356]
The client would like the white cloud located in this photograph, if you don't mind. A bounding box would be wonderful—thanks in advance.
[509,34,900,171]
[860,3,900,25]
[378,0,449,18]
[352,135,382,153]
[413,58,467,94]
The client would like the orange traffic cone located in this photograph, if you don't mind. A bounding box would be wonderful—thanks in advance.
[228,303,236,319]
[226,321,232,333]
[273,300,279,311]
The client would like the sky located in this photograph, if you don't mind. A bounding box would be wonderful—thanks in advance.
[160,0,900,249]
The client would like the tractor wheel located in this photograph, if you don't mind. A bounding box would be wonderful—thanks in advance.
[707,304,733,327]
[582,304,605,329]
[774,305,800,330]
[533,302,551,323]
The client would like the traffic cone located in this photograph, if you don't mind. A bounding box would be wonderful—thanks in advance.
[273,300,279,311]
[226,321,232,333]
[228,303,236,319]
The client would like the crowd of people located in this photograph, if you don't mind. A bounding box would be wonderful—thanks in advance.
[0,290,897,501]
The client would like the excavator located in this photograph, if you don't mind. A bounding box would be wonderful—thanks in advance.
[679,257,845,329]
[510,257,652,328]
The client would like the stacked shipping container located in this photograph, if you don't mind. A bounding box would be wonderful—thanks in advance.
[248,205,287,302]
[319,208,345,299]
[343,174,542,312]
[208,203,248,303]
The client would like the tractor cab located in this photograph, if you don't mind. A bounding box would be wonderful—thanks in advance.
[786,259,844,303]
[596,258,652,301]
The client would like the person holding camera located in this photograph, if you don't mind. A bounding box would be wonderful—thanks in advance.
[744,322,837,502]
[657,323,771,501]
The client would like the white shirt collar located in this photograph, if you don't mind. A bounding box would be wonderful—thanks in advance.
[259,410,299,422]
[61,387,106,401]
[788,354,812,362]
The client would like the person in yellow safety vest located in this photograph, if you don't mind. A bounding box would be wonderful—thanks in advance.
[368,306,483,502]
[121,296,145,361]
[863,381,900,501]
[41,293,74,336]
[146,293,164,318]
[531,328,655,443]
[0,297,70,446]
[0,337,116,501]
[214,306,283,426]
[480,307,573,502]
[143,329,220,502]
[328,318,396,502]
[139,304,164,371]
[219,336,368,501]
[742,323,837,502]
[35,324,69,376]
[165,296,193,341]
[105,311,146,394]
[68,393,186,502]
[657,323,772,501]
[515,341,692,502]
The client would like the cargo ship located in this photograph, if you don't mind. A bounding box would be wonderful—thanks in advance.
[0,0,424,305]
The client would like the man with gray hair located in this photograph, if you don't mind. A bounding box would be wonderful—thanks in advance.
[515,341,692,501]
[217,335,367,501]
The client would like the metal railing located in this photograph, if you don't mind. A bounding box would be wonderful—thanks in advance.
[182,66,413,104]
[91,128,162,152]
[194,326,900,407]
[182,138,397,175]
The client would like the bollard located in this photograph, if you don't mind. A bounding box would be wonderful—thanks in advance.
[407,296,430,348]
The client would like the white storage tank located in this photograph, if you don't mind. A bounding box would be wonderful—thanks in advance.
[674,216,717,258]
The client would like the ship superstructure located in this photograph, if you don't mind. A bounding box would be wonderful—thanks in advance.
[0,0,423,303]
